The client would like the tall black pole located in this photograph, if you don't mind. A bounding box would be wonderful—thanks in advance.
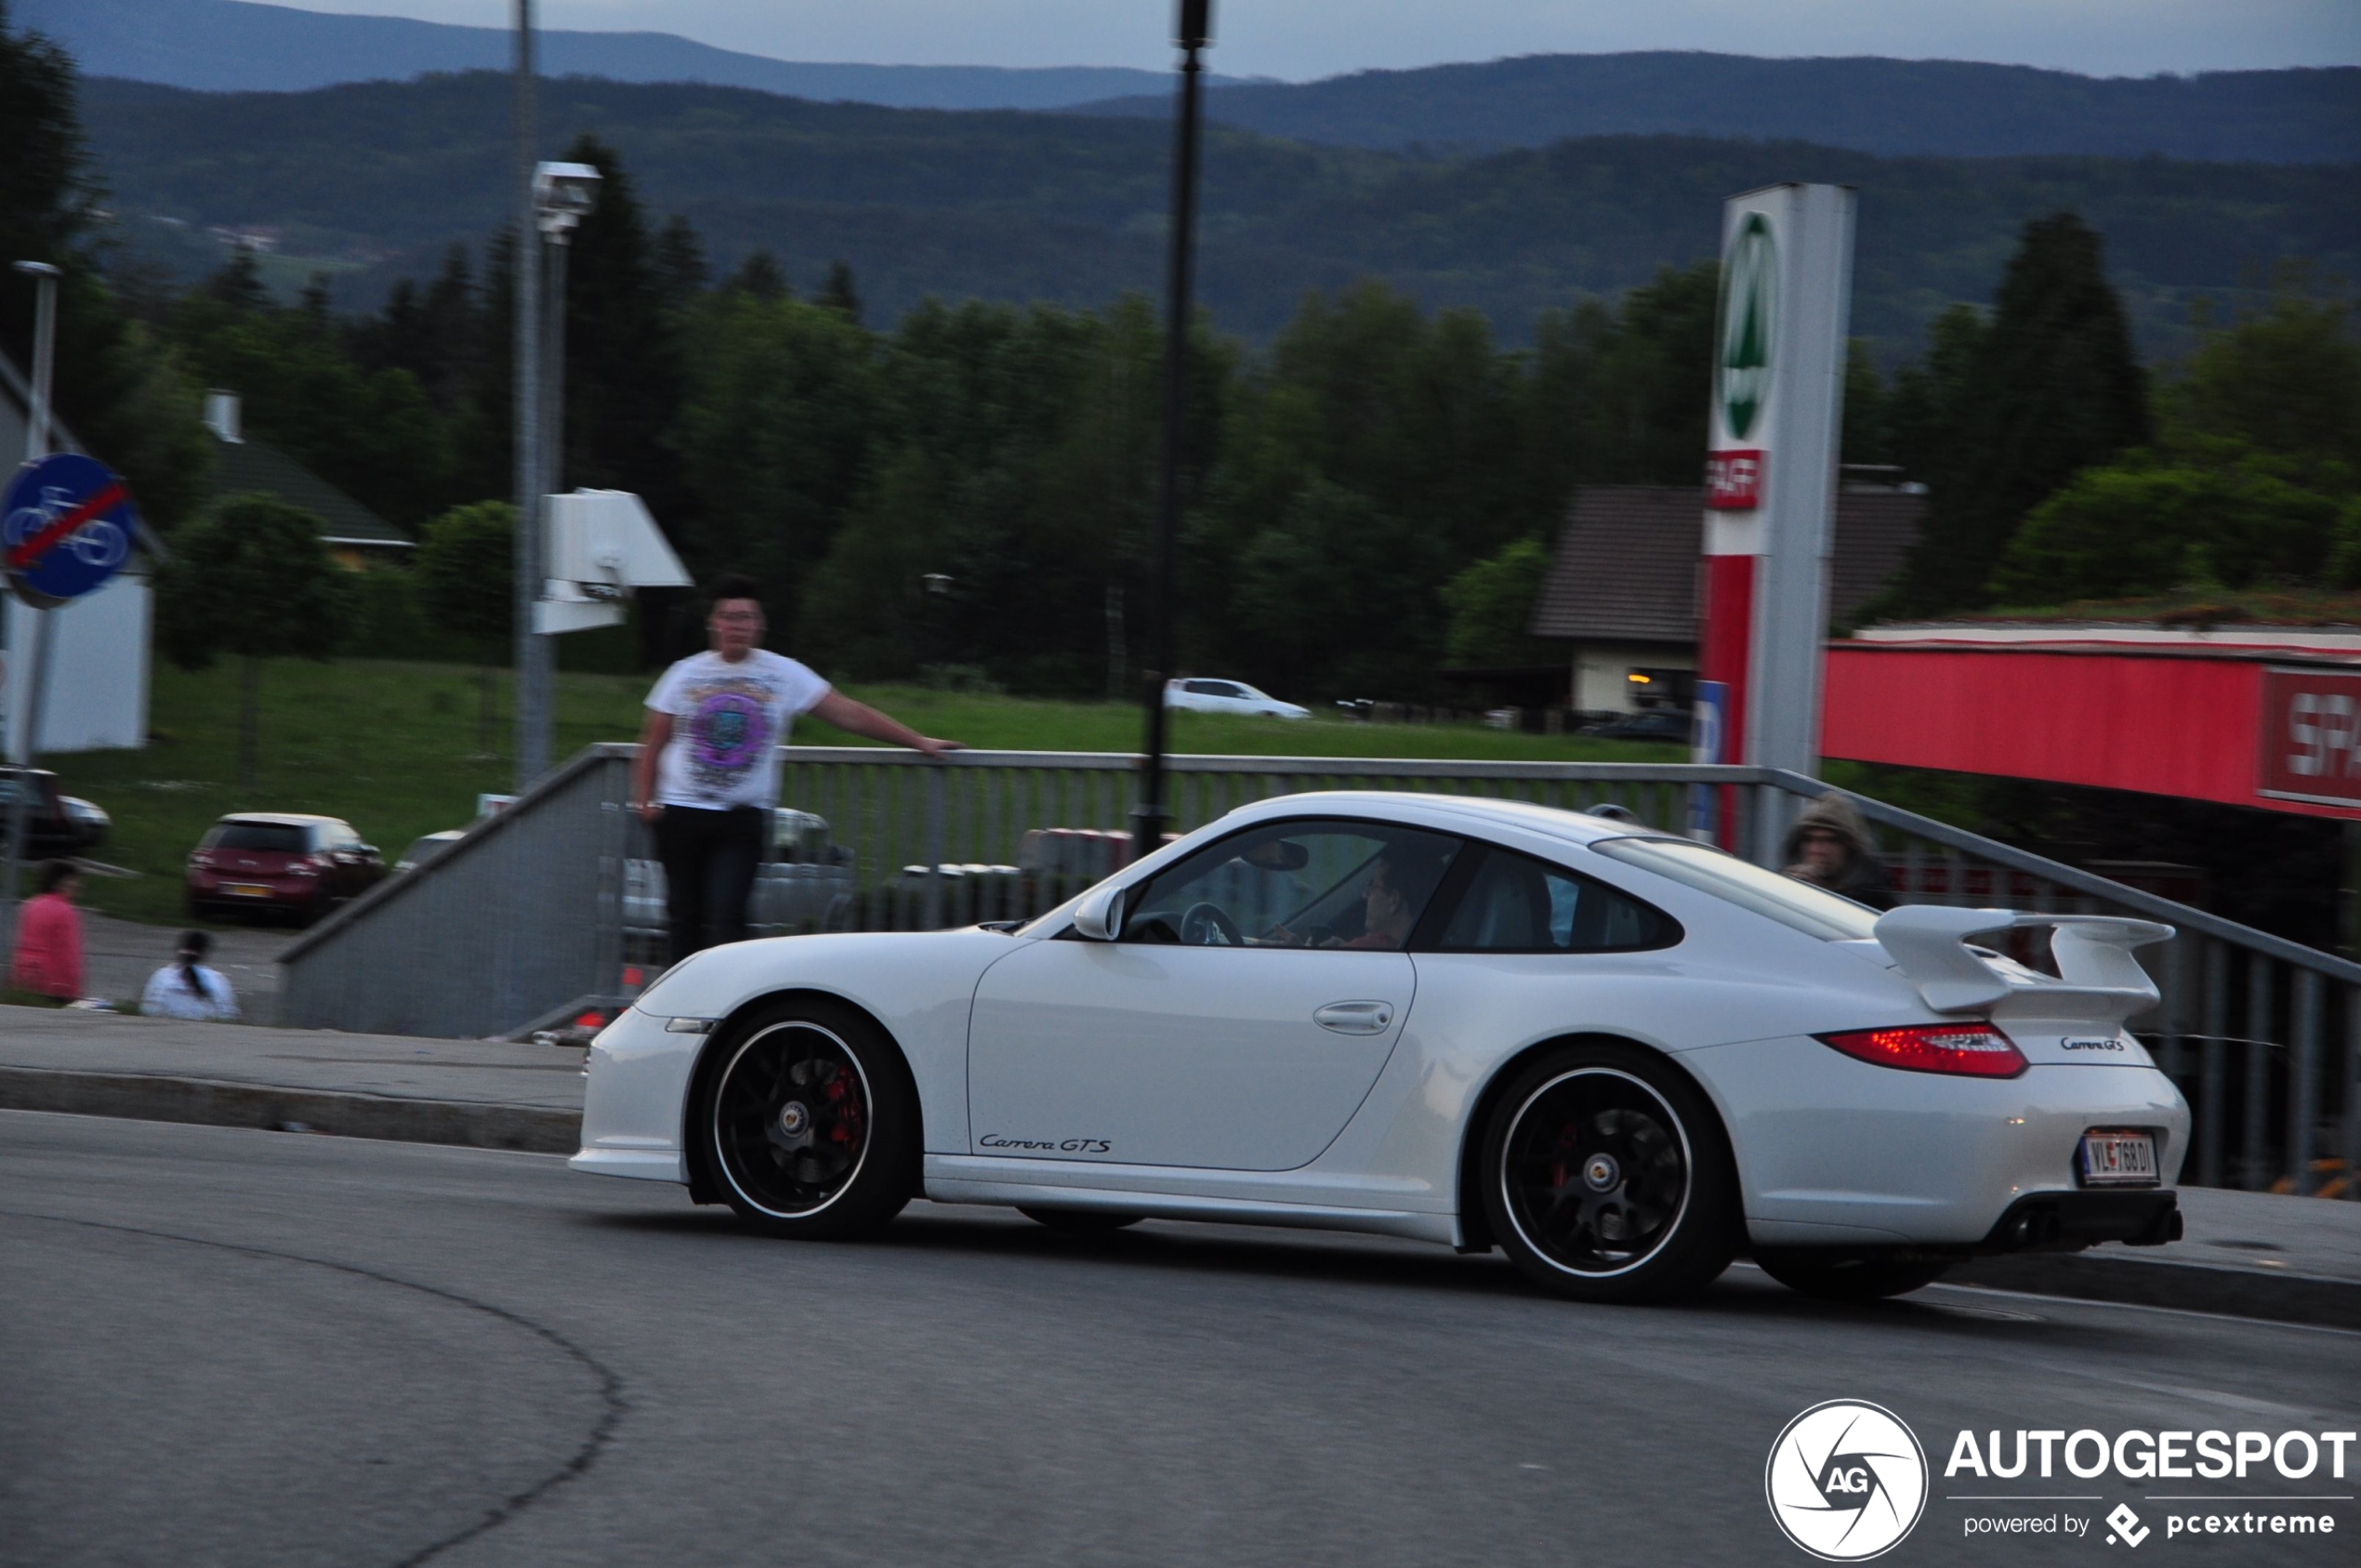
[1133,0,1211,863]
[511,0,546,788]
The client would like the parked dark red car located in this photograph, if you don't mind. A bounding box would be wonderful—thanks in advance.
[185,813,385,925]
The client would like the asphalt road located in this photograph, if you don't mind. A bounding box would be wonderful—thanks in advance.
[6,1111,2355,1567]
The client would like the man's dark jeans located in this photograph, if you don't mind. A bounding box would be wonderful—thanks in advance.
[652,805,766,961]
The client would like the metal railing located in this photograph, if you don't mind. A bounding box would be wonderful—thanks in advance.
[279,744,2359,1198]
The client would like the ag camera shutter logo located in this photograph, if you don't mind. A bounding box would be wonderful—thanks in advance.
[1766,1400,1929,1561]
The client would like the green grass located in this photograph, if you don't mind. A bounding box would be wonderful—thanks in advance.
[59,657,1678,927]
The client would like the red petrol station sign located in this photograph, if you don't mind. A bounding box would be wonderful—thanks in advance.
[1704,449,1763,510]
[2259,665,2361,809]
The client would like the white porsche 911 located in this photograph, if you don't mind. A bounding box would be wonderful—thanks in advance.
[572,792,2188,1303]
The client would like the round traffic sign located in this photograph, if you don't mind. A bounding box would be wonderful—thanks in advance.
[2,452,138,607]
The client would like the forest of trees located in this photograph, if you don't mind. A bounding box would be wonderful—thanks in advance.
[4,9,2356,712]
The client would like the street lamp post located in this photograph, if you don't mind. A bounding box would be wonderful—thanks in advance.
[1132,0,1212,863]
[515,157,600,786]
[510,0,542,791]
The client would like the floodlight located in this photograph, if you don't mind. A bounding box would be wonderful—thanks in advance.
[532,161,603,238]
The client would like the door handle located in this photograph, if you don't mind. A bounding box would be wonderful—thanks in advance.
[1313,1000,1394,1034]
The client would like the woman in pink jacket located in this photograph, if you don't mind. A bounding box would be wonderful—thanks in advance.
[10,860,86,1002]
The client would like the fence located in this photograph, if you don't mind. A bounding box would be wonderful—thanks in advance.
[280,744,2361,1198]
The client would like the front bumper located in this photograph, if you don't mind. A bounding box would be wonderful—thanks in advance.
[568,1003,699,1184]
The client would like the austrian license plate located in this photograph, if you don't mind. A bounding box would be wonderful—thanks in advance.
[222,882,273,898]
[2079,1131,2158,1187]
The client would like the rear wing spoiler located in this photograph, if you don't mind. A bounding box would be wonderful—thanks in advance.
[1872,906,2174,1021]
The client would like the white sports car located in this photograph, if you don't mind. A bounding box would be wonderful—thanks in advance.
[572,793,2188,1303]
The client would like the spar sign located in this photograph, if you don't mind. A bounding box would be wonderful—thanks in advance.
[2,453,136,608]
[2260,665,2361,810]
[1695,181,1854,788]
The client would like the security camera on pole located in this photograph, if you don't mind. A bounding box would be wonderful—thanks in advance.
[1693,183,1856,861]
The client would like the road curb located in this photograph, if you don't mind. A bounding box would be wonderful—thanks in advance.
[0,1066,579,1155]
[1947,1252,2360,1332]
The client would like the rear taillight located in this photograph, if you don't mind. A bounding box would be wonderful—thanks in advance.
[1815,1022,2027,1079]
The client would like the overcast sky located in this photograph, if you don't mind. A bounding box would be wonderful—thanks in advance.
[265,1,2361,80]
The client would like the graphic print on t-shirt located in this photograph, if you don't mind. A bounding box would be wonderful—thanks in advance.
[649,649,830,811]
[682,673,778,795]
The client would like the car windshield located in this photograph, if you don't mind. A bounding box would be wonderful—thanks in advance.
[1590,837,1881,942]
[206,822,309,853]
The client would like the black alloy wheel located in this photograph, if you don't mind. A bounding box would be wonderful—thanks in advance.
[698,998,917,1239]
[1481,1042,1739,1303]
[1752,1250,1954,1301]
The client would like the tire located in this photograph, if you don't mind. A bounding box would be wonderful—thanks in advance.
[1018,1207,1142,1235]
[1478,1041,1739,1304]
[694,997,917,1240]
[1754,1250,1953,1301]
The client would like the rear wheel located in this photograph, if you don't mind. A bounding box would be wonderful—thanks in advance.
[1018,1207,1142,1235]
[696,998,917,1239]
[1479,1042,1739,1304]
[1753,1251,1953,1301]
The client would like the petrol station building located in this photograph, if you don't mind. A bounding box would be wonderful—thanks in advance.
[1824,623,2361,828]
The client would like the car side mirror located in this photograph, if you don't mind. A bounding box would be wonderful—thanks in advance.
[1071,883,1125,942]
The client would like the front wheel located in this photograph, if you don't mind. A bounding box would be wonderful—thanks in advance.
[1479,1042,1739,1304]
[1753,1250,1952,1301]
[695,997,917,1239]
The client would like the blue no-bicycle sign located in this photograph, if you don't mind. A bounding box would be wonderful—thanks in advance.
[2,452,138,607]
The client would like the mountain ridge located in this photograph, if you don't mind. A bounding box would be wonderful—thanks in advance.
[76,73,2359,356]
[15,0,1203,108]
[18,1,2356,161]
[1076,50,2361,164]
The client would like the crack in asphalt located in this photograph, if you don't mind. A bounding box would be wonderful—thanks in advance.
[0,1207,628,1567]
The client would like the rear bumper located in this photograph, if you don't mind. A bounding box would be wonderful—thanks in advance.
[1981,1188,2182,1252]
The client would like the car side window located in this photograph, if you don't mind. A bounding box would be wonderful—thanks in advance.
[1183,679,1225,695]
[1121,820,1462,950]
[1431,847,1681,954]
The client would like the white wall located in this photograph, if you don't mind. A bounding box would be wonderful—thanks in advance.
[1573,643,1697,713]
[3,568,152,756]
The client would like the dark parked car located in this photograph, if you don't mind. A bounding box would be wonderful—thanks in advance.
[0,767,109,859]
[1579,709,1693,744]
[186,813,386,925]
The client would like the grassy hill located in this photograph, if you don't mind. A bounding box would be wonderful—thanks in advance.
[83,72,2360,352]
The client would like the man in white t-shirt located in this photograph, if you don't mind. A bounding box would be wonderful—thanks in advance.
[631,573,959,959]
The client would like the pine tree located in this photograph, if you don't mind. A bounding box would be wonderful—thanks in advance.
[725,250,789,300]
[819,259,864,323]
[554,135,683,520]
[206,246,270,312]
[653,215,709,313]
[1884,213,2150,614]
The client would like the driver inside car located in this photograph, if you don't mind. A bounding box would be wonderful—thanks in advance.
[1265,848,1451,950]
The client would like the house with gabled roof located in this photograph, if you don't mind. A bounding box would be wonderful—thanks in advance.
[199,391,415,568]
[1527,480,1924,716]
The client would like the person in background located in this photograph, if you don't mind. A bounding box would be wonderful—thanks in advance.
[1782,795,1895,910]
[8,860,86,1002]
[631,573,961,962]
[142,929,240,1021]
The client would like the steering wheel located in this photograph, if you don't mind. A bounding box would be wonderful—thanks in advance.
[1179,902,1243,947]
